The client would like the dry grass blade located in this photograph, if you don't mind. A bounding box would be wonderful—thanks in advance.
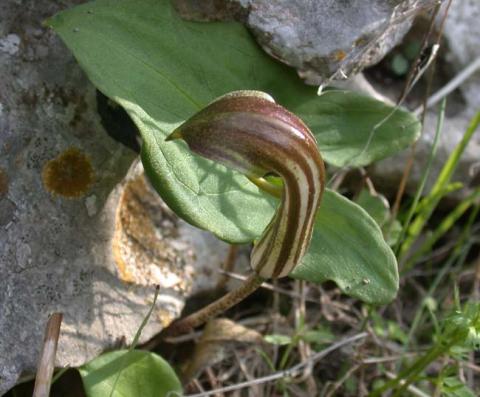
[32,313,63,397]
[183,332,368,397]
[216,245,239,290]
[414,56,480,115]
[391,0,453,219]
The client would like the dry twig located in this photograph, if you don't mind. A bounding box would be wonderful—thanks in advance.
[32,313,63,397]
[183,332,368,397]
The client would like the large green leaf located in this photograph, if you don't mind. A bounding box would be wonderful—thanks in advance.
[79,350,181,397]
[49,0,419,243]
[293,190,398,304]
[297,90,421,167]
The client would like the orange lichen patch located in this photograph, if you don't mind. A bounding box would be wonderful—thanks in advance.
[331,49,347,62]
[42,147,94,198]
[0,168,8,198]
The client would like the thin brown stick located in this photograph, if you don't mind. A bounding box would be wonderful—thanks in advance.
[184,332,368,397]
[396,7,440,102]
[293,281,317,394]
[391,0,453,221]
[218,269,320,303]
[32,313,63,397]
[391,3,441,219]
[160,273,264,338]
[326,363,362,397]
[391,143,417,219]
[216,245,239,289]
[234,350,262,397]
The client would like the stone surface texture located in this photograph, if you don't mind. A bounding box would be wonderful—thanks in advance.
[174,0,438,84]
[369,0,480,195]
[442,0,480,117]
[0,1,229,394]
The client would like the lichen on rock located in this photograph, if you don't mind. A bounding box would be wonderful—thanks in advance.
[42,147,95,198]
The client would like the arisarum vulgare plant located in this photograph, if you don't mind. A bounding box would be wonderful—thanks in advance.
[49,0,420,332]
[45,0,426,393]
[162,90,325,334]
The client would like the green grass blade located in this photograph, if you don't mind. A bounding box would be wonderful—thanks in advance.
[405,188,480,268]
[108,286,160,397]
[412,182,463,215]
[395,99,446,257]
[427,111,480,198]
[398,203,478,371]
[400,110,480,258]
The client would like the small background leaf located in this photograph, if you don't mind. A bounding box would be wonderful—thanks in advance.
[356,189,402,247]
[79,350,182,397]
[441,376,476,397]
[356,189,390,226]
[264,334,292,346]
[301,328,335,346]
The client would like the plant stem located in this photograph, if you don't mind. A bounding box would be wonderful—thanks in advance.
[395,98,445,259]
[160,273,265,338]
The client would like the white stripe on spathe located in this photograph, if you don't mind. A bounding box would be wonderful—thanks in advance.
[167,91,325,279]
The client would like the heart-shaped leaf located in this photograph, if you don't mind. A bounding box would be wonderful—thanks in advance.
[79,350,181,397]
[292,190,399,304]
[296,91,421,167]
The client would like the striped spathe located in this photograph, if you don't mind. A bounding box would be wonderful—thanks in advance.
[167,91,325,279]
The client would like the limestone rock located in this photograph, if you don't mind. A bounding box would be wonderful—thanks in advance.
[0,1,228,393]
[443,0,480,117]
[174,0,438,84]
[369,0,480,196]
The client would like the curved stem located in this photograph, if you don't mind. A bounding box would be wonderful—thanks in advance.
[216,245,239,289]
[160,273,265,338]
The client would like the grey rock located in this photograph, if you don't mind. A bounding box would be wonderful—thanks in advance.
[369,0,480,196]
[0,34,20,55]
[0,1,228,394]
[370,113,480,196]
[174,0,437,84]
[443,0,480,117]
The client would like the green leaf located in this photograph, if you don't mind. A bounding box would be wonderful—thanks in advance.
[295,91,421,167]
[292,190,399,304]
[442,377,476,397]
[355,189,403,247]
[264,334,292,346]
[79,350,182,397]
[48,0,419,243]
[384,219,402,247]
[356,190,390,226]
[371,311,408,343]
[301,328,335,345]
